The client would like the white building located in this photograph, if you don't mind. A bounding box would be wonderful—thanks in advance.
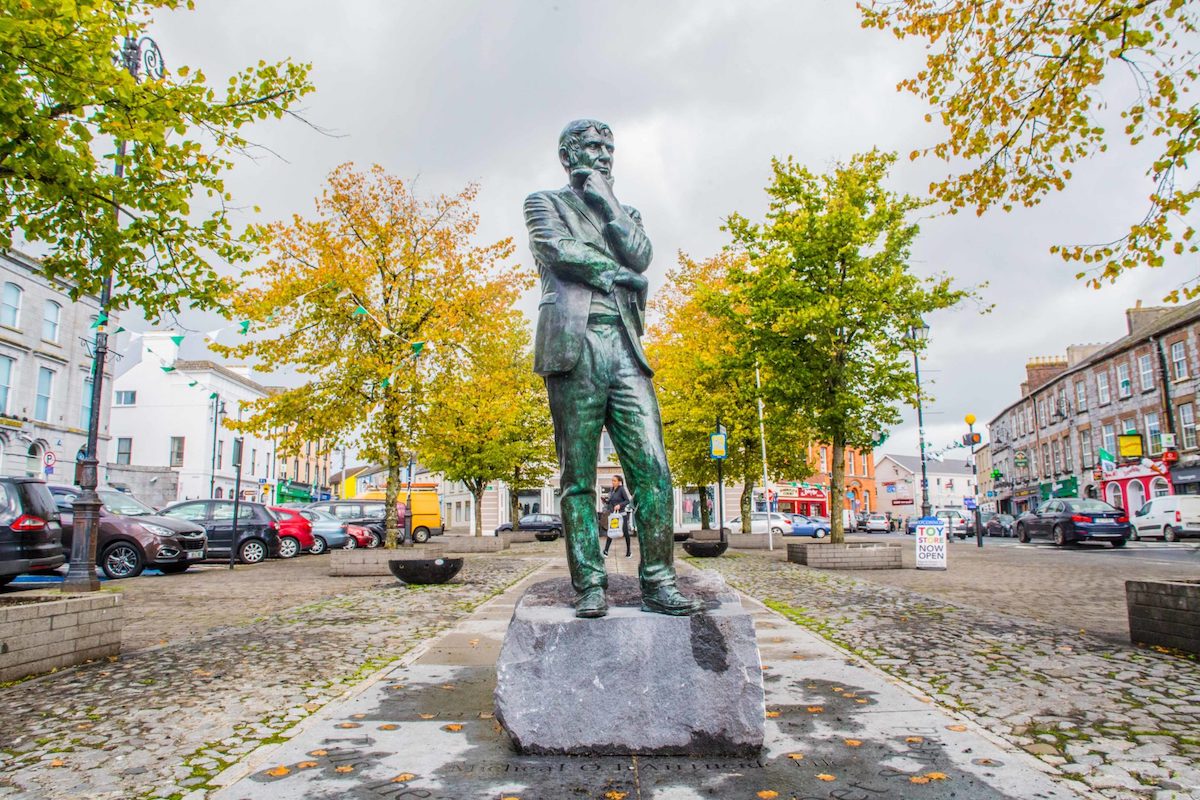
[107,332,283,503]
[0,250,113,481]
[875,454,977,517]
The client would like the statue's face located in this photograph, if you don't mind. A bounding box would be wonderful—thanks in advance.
[561,127,614,180]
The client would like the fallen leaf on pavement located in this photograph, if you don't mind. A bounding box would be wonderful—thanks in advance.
[816,773,836,781]
[49,759,65,767]
[844,739,862,747]
[336,722,361,729]
[806,706,824,713]
[418,713,435,720]
[335,765,354,774]
[309,749,327,757]
[756,792,778,799]
[297,761,318,769]
[393,773,416,782]
[605,792,629,800]
[946,724,967,732]
[442,724,463,732]
[786,752,804,760]
[905,736,924,743]
[378,724,398,731]
[910,776,930,784]
[925,772,948,781]
[765,711,781,718]
[266,766,289,777]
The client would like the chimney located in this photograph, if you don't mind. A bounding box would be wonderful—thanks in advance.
[1125,300,1172,336]
[1024,356,1068,394]
[1066,343,1104,367]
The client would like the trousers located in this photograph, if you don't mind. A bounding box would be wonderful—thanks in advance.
[545,320,676,594]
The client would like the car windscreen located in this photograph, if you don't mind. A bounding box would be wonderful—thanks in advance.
[98,489,155,516]
[1067,499,1119,513]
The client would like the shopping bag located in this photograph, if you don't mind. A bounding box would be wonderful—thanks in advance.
[606,513,623,538]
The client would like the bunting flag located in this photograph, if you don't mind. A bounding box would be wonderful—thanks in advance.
[238,320,251,334]
[90,312,108,329]
[412,341,426,355]
[352,305,368,316]
[170,334,185,347]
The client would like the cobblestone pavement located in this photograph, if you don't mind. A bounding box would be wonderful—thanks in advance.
[689,552,1200,800]
[0,555,546,800]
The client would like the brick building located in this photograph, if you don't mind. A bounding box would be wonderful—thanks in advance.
[988,301,1200,514]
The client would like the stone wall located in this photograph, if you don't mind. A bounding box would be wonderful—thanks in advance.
[328,545,446,577]
[787,542,902,570]
[0,593,122,681]
[1126,579,1200,655]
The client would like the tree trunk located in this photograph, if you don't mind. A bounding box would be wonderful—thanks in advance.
[698,486,712,530]
[384,450,402,549]
[509,467,522,531]
[830,435,846,544]
[739,480,753,533]
[472,483,485,537]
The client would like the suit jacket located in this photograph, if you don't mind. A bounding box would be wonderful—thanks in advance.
[524,186,653,376]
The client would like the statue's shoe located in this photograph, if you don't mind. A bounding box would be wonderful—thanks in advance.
[641,584,703,616]
[574,586,608,618]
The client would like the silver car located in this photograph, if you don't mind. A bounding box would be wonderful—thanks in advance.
[865,513,890,533]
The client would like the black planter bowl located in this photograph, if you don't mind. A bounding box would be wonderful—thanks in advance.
[388,557,464,585]
[535,532,561,542]
[682,540,729,558]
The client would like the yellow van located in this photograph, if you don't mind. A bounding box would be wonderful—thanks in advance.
[357,488,444,542]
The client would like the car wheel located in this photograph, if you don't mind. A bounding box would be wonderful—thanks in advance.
[343,536,358,549]
[550,528,562,538]
[366,531,381,548]
[158,563,190,575]
[1017,524,1029,544]
[1130,526,1141,541]
[816,528,828,538]
[1052,524,1069,547]
[1164,525,1180,543]
[239,539,267,564]
[771,526,783,535]
[100,541,145,580]
[1111,538,1127,548]
[412,527,431,544]
[278,536,300,559]
[309,536,327,555]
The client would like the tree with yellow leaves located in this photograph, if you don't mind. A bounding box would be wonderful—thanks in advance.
[861,0,1200,299]
[417,315,556,537]
[647,251,812,534]
[215,164,522,547]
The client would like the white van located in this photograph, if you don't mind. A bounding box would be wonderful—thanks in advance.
[1131,495,1200,541]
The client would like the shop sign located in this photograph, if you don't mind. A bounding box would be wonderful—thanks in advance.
[1014,450,1028,468]
[915,517,947,571]
[1118,433,1144,459]
[892,498,914,505]
[1163,450,1180,464]
[1170,465,1200,484]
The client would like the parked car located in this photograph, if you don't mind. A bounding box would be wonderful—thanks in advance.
[934,508,972,540]
[985,513,1016,537]
[0,477,64,587]
[1131,495,1200,541]
[1014,498,1129,547]
[354,490,445,542]
[864,513,890,533]
[48,485,207,578]
[307,500,386,546]
[268,506,315,557]
[727,512,793,535]
[344,524,377,548]
[788,514,830,538]
[293,508,351,552]
[158,500,282,563]
[495,513,562,540]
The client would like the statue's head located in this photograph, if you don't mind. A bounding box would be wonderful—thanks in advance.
[559,119,614,182]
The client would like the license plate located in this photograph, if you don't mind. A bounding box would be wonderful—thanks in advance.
[187,551,205,560]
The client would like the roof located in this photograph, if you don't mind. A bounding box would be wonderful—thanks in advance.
[173,360,270,395]
[876,454,975,476]
[988,298,1200,425]
[328,466,370,484]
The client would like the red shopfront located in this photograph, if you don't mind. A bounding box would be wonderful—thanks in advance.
[776,485,829,518]
[1099,460,1174,513]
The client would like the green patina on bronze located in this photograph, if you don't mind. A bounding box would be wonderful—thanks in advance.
[524,119,701,618]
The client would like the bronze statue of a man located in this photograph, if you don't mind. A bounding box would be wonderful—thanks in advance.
[524,119,702,619]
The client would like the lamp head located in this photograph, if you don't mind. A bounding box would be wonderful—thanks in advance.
[965,413,976,427]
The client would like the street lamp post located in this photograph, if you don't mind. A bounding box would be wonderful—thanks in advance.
[908,319,932,519]
[209,396,226,498]
[229,437,244,569]
[964,413,984,548]
[63,35,165,593]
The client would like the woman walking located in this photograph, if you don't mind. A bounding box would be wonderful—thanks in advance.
[603,475,633,558]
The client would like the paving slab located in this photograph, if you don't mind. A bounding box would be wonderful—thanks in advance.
[213,560,1089,800]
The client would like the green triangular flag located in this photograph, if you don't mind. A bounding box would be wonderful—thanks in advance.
[161,366,175,373]
[90,312,108,329]
[115,326,125,334]
[170,335,185,346]
[209,392,218,399]
[380,377,391,388]
[238,320,251,334]
[188,381,198,387]
[352,305,368,316]
[411,341,425,355]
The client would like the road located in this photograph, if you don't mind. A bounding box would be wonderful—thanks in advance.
[863,529,1200,566]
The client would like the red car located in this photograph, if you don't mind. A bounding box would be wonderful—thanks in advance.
[268,507,315,558]
[344,524,378,548]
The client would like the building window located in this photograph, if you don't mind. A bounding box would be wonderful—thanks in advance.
[1152,477,1171,498]
[293,457,299,479]
[1041,444,1051,478]
[1116,364,1132,398]
[42,301,61,343]
[218,440,224,469]
[80,377,93,429]
[1172,341,1189,380]
[1075,380,1087,412]
[1079,429,1093,468]
[1101,424,1117,458]
[114,390,136,406]
[1121,417,1136,435]
[1096,372,1111,405]
[170,436,185,467]
[819,448,827,472]
[846,450,855,475]
[1138,354,1154,391]
[305,463,311,483]
[1063,436,1074,472]
[1052,440,1062,474]
[1145,412,1162,454]
[34,367,53,421]
[1037,398,1046,427]
[251,448,257,474]
[0,355,12,414]
[116,438,132,465]
[1180,403,1197,449]
[599,431,617,464]
[0,283,21,328]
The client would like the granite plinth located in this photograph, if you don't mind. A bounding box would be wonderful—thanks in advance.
[493,573,764,756]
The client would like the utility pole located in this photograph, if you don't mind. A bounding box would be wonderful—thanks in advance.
[64,35,165,593]
[755,365,774,551]
[964,414,984,548]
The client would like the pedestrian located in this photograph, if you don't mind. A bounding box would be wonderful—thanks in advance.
[602,475,633,558]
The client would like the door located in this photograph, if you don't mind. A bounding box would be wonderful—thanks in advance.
[48,488,77,553]
[14,481,63,564]
[165,501,214,550]
[207,501,238,553]
[1133,500,1155,538]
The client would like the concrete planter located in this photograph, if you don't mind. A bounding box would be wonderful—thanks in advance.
[787,542,902,570]
[1126,579,1200,655]
[0,592,123,682]
[690,530,774,549]
[329,544,446,577]
[500,531,538,545]
[441,535,510,554]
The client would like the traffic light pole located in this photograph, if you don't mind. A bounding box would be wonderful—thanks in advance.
[964,416,983,548]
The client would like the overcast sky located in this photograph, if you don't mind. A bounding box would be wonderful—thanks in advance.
[128,0,1180,463]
